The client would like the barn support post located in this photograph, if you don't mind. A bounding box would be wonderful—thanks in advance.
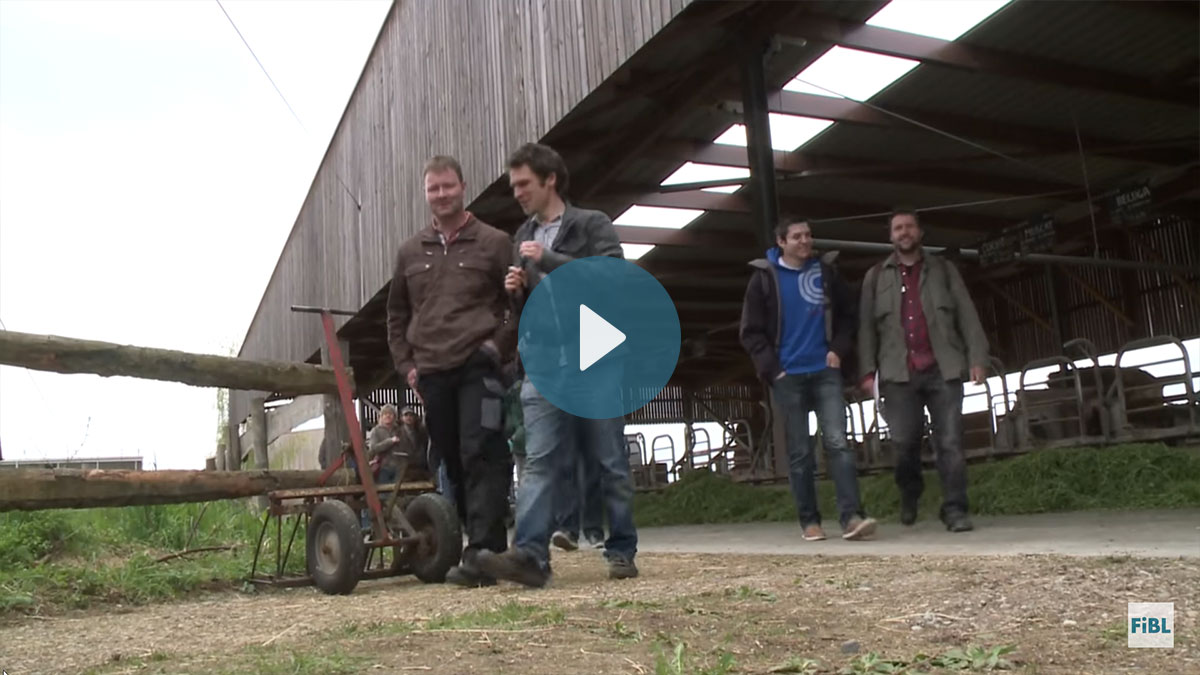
[739,38,779,250]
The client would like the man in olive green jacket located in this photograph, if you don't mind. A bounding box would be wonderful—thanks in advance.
[858,209,989,533]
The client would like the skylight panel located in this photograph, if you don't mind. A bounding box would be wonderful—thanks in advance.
[713,113,834,151]
[783,46,919,101]
[613,205,705,230]
[621,243,655,260]
[866,0,1013,41]
[660,162,750,194]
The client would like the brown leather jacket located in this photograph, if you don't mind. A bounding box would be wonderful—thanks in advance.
[386,215,516,376]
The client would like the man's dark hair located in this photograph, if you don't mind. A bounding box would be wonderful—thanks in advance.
[507,143,570,196]
[424,155,463,183]
[775,216,811,241]
[888,206,920,228]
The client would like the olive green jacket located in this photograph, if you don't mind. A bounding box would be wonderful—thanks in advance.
[858,251,989,384]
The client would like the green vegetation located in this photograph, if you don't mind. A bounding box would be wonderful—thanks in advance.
[426,599,565,630]
[839,646,1015,674]
[654,641,737,675]
[0,501,290,616]
[634,443,1200,527]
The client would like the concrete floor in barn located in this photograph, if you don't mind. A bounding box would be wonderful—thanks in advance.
[637,509,1200,558]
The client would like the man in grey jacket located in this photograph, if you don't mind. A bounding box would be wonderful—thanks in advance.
[475,142,639,587]
[858,208,989,533]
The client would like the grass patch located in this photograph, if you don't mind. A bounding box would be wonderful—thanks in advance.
[0,501,296,617]
[654,641,737,675]
[634,443,1200,527]
[840,646,1015,674]
[600,598,663,611]
[426,599,565,630]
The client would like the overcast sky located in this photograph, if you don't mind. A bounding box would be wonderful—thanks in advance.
[0,0,392,468]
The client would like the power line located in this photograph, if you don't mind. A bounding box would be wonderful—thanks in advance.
[213,0,362,208]
[215,0,307,133]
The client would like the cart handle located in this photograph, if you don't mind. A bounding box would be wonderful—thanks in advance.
[290,305,358,317]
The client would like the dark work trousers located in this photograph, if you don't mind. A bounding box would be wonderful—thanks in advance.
[416,349,512,563]
[881,367,968,519]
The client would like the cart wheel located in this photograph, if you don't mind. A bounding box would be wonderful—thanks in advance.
[306,500,364,595]
[401,493,462,583]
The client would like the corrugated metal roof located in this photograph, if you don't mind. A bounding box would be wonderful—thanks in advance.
[963,0,1198,80]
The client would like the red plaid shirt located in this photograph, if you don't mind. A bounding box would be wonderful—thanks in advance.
[899,261,937,373]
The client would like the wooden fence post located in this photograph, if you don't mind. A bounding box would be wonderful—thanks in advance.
[320,340,352,471]
[249,396,269,509]
[226,411,242,471]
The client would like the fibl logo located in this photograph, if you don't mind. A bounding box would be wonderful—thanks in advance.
[1128,602,1174,648]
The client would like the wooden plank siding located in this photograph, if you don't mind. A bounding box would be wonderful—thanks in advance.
[231,0,693,425]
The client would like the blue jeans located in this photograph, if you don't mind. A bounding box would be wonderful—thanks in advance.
[772,368,864,528]
[556,445,604,541]
[514,376,637,570]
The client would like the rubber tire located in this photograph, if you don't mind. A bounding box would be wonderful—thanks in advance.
[402,493,463,583]
[306,500,364,595]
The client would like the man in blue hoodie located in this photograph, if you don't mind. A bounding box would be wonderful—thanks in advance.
[740,217,876,542]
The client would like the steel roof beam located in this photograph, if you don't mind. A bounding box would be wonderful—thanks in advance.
[742,91,1196,167]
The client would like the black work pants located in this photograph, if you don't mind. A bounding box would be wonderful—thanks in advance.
[416,349,512,560]
[882,368,969,519]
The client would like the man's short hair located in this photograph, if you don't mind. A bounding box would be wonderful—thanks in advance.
[424,155,463,183]
[888,206,920,228]
[775,216,811,241]
[507,143,570,196]
[380,404,398,417]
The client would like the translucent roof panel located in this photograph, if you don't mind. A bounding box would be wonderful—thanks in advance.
[866,0,1014,41]
[783,46,920,101]
[660,161,749,193]
[713,113,834,151]
[613,205,705,230]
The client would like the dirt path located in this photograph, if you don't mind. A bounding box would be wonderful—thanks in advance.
[2,551,1197,674]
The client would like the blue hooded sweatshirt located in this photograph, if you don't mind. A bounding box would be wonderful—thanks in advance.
[768,247,827,375]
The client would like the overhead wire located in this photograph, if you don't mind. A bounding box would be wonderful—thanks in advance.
[213,0,361,209]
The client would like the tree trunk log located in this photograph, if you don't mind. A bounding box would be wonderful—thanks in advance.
[0,469,354,512]
[0,330,350,396]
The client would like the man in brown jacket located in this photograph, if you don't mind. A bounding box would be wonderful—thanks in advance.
[387,155,515,587]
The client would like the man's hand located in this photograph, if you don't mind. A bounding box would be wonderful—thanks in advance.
[406,368,419,391]
[391,436,400,443]
[518,241,544,263]
[970,366,987,385]
[826,351,841,369]
[504,265,526,293]
[860,373,875,394]
[480,339,501,366]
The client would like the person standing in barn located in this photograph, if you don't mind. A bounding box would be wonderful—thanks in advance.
[858,208,989,533]
[740,217,877,542]
[475,142,639,587]
[386,155,516,587]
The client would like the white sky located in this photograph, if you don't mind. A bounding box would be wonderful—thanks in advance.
[0,0,391,468]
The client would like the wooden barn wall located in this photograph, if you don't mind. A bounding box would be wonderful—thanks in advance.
[981,215,1200,372]
[231,0,692,425]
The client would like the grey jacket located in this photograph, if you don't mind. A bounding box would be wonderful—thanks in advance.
[858,250,989,384]
[511,204,624,289]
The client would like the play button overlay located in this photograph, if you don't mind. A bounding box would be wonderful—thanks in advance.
[579,304,625,371]
[518,256,680,419]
